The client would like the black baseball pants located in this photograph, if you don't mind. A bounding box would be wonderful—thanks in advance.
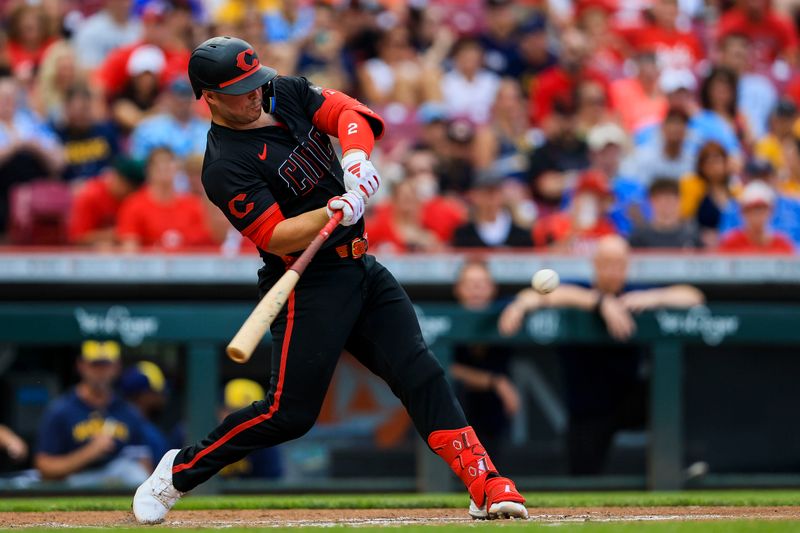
[171,254,467,491]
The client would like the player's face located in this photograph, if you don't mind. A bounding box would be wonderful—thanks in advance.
[207,87,263,126]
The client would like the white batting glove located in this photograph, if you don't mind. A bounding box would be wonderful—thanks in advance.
[326,191,365,227]
[342,150,381,201]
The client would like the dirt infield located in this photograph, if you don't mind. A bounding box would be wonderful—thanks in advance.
[2,507,800,528]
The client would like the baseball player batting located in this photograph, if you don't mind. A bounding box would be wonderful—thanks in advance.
[132,36,527,523]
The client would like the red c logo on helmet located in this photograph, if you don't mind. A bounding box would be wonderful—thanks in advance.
[228,193,254,219]
[235,49,257,72]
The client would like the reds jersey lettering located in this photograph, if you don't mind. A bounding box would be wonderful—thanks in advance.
[278,127,333,197]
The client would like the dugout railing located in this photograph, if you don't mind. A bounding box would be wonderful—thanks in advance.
[2,302,800,494]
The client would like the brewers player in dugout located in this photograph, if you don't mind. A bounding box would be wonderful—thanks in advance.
[132,36,527,523]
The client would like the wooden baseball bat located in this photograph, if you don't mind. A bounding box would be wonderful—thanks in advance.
[226,211,344,363]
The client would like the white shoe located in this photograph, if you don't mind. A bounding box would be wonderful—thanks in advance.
[132,449,184,524]
[469,499,529,520]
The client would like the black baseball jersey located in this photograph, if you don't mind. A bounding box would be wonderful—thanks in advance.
[201,76,375,276]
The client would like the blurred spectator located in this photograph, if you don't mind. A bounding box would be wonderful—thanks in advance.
[618,0,703,71]
[698,67,752,152]
[627,107,694,186]
[296,3,347,88]
[111,43,166,131]
[263,0,314,44]
[0,424,28,465]
[6,3,57,80]
[498,235,704,474]
[68,156,144,247]
[516,14,557,96]
[629,178,701,248]
[120,361,169,465]
[533,170,617,252]
[680,141,736,248]
[586,123,648,235]
[754,100,797,181]
[0,75,64,234]
[719,180,794,253]
[93,4,190,101]
[358,26,440,109]
[717,33,777,140]
[32,41,82,124]
[452,170,532,248]
[716,0,798,69]
[129,77,207,160]
[450,258,519,457]
[54,84,120,183]
[366,179,443,253]
[440,37,500,125]
[35,340,152,486]
[576,0,627,76]
[527,104,590,217]
[213,0,271,29]
[719,158,800,247]
[528,28,609,126]
[575,79,616,136]
[609,52,667,137]
[435,117,479,194]
[116,146,213,251]
[403,147,467,243]
[474,78,531,181]
[73,0,142,70]
[478,0,520,77]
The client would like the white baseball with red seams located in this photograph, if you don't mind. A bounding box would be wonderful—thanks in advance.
[532,269,560,294]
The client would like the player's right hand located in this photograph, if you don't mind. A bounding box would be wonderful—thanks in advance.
[342,150,381,201]
[327,192,364,227]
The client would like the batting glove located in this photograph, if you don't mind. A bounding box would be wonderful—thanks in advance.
[342,150,381,202]
[326,191,365,227]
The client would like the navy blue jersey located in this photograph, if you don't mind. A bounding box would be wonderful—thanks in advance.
[36,389,151,467]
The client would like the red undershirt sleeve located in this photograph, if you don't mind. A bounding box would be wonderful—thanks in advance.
[337,109,374,156]
[310,87,385,157]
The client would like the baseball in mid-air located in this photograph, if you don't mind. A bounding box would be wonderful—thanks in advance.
[532,268,560,294]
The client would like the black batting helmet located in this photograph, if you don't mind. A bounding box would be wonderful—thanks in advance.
[188,36,277,100]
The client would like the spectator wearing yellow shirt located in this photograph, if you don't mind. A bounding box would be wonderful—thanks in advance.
[680,141,738,248]
[754,100,797,180]
[213,0,277,30]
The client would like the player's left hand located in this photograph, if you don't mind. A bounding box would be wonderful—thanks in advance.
[342,150,380,201]
[327,192,365,227]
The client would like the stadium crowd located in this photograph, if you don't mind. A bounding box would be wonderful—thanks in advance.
[0,0,797,254]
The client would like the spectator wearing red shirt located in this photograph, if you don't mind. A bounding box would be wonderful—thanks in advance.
[116,146,213,251]
[719,180,795,253]
[533,170,617,252]
[69,156,145,247]
[366,179,443,253]
[93,4,190,101]
[619,0,704,71]
[717,0,798,68]
[6,4,57,80]
[528,28,609,126]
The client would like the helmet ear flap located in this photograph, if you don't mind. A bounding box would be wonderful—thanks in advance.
[262,80,276,113]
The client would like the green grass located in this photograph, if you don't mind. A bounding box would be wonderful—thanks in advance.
[0,491,799,513]
[5,523,800,533]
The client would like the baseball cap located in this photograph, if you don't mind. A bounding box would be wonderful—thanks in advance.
[740,180,775,209]
[575,169,611,196]
[417,102,447,125]
[587,122,628,152]
[659,68,697,94]
[446,117,475,144]
[120,361,166,396]
[112,156,146,187]
[81,340,121,364]
[224,379,265,410]
[127,44,166,76]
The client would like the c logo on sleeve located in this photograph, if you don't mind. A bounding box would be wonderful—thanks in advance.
[228,193,254,219]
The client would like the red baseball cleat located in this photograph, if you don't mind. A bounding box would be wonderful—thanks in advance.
[468,475,528,520]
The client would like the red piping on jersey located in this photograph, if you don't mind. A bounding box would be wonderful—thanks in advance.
[218,62,262,89]
[172,290,295,475]
[241,203,285,250]
[312,88,385,144]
